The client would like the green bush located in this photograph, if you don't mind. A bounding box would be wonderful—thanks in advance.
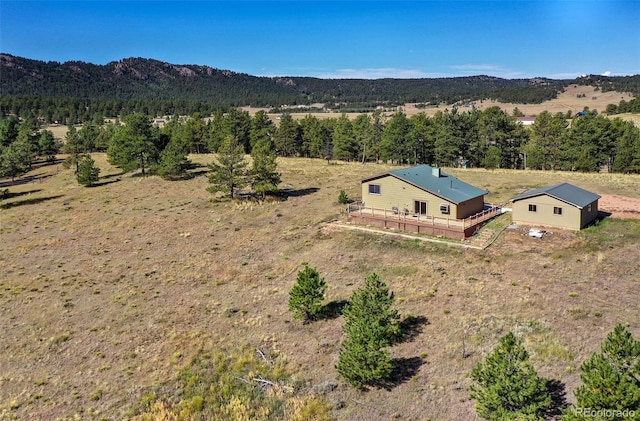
[338,190,349,204]
[471,332,552,420]
[76,155,100,186]
[336,273,400,388]
[288,265,326,322]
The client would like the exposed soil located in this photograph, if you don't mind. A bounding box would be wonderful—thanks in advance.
[598,194,640,219]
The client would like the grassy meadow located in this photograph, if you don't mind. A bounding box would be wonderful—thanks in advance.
[1,155,640,420]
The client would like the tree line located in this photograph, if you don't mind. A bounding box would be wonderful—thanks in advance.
[3,105,640,183]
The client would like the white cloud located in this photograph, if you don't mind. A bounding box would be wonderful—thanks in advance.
[601,70,612,76]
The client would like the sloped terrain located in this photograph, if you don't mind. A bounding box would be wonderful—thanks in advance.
[1,156,639,420]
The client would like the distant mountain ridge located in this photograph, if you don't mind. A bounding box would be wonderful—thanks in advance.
[1,54,639,108]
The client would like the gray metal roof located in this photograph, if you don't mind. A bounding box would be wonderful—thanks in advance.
[363,164,488,204]
[511,183,600,209]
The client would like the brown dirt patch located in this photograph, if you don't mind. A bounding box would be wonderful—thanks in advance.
[598,194,640,219]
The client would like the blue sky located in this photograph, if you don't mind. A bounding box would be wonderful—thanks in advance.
[1,1,639,79]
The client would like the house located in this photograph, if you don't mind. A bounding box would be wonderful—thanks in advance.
[516,116,536,126]
[511,183,600,230]
[348,164,498,239]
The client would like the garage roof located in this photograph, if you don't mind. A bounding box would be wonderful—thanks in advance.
[512,183,600,209]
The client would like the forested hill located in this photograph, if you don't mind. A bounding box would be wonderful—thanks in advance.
[1,54,639,108]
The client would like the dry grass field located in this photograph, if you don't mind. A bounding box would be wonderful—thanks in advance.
[239,85,636,124]
[1,156,640,420]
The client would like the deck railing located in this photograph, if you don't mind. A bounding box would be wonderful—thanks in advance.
[347,202,501,230]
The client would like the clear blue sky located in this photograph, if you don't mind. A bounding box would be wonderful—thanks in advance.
[1,1,639,79]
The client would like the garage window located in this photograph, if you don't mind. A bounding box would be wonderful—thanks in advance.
[528,204,537,212]
[553,206,563,215]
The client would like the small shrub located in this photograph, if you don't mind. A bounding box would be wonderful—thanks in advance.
[76,155,100,186]
[338,189,349,204]
[288,265,326,322]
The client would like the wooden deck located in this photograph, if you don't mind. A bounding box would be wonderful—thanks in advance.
[346,203,502,240]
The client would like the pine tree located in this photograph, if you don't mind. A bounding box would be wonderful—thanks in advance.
[0,142,30,180]
[38,130,59,163]
[470,332,552,420]
[76,155,100,187]
[563,324,640,420]
[336,273,400,389]
[107,114,158,175]
[288,265,326,322]
[207,135,248,199]
[157,137,191,180]
[64,125,83,173]
[250,138,280,198]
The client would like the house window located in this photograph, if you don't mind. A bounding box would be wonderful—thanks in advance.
[439,203,450,215]
[553,206,563,215]
[528,204,537,212]
[587,204,592,212]
[414,200,427,215]
[368,184,381,195]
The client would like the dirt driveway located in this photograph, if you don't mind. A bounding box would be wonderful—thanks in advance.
[599,194,640,219]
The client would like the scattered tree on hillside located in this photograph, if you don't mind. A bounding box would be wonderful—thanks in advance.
[63,125,83,173]
[250,138,280,198]
[563,324,640,420]
[207,135,248,199]
[156,137,191,180]
[38,130,59,163]
[470,331,552,420]
[288,265,326,322]
[336,273,400,389]
[0,117,20,147]
[107,114,159,175]
[0,141,30,180]
[76,155,100,186]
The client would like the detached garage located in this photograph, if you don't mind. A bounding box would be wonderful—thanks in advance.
[511,183,601,230]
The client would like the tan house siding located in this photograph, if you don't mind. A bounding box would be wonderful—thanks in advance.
[580,200,599,228]
[455,195,485,219]
[512,195,599,230]
[362,175,484,219]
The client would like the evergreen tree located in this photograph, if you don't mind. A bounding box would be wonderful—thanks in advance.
[38,130,59,163]
[14,123,37,169]
[157,137,191,180]
[482,146,502,169]
[107,114,158,175]
[0,142,30,180]
[336,273,400,389]
[78,122,99,152]
[250,138,280,198]
[249,110,275,151]
[380,111,412,163]
[183,113,208,153]
[76,155,100,186]
[470,332,552,420]
[563,324,640,420]
[288,265,326,322]
[332,114,357,161]
[63,125,83,173]
[274,113,301,157]
[0,117,20,147]
[207,135,248,199]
